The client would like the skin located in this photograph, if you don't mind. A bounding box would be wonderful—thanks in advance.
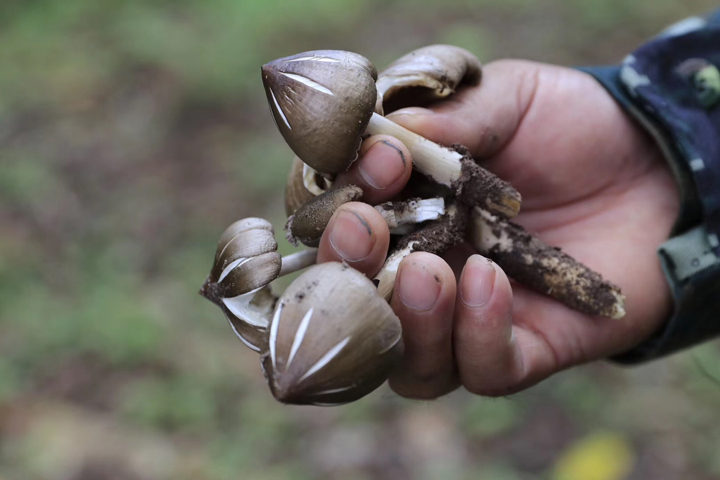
[316,60,680,399]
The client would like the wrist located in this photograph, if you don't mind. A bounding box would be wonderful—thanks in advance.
[577,12,720,363]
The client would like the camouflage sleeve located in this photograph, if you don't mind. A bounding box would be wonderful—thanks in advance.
[578,9,720,364]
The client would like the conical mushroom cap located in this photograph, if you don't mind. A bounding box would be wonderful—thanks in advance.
[377,45,482,113]
[262,50,378,175]
[208,219,281,298]
[200,218,282,352]
[263,262,402,406]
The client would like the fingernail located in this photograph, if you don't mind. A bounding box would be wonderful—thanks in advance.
[329,209,374,262]
[397,260,442,311]
[460,255,496,307]
[358,140,406,189]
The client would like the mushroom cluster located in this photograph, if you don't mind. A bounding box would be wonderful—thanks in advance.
[200,46,626,406]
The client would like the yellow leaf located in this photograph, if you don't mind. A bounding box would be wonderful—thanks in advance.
[552,431,634,480]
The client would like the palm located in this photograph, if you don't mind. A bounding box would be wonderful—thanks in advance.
[435,63,679,364]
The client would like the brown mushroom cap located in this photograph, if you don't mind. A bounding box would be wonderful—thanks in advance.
[377,45,482,113]
[262,50,378,175]
[285,156,327,216]
[200,218,283,353]
[211,218,278,282]
[286,185,363,247]
[206,219,281,300]
[263,262,402,405]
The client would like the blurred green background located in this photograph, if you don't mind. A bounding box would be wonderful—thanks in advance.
[1,1,720,479]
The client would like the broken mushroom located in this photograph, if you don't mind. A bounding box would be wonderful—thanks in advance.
[374,202,467,300]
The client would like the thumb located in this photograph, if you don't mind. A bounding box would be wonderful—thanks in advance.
[385,60,539,159]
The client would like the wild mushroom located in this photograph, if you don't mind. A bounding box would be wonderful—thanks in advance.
[286,184,447,247]
[263,262,403,406]
[262,50,521,219]
[199,217,318,352]
[376,44,483,113]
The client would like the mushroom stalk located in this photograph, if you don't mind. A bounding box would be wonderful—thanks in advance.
[366,113,462,187]
[376,197,446,230]
[366,114,521,218]
[375,203,467,301]
[279,249,319,277]
[468,207,625,319]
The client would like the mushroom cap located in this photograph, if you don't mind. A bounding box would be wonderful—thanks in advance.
[200,218,281,352]
[377,45,482,113]
[262,50,378,175]
[285,157,326,216]
[263,262,402,405]
[287,185,363,247]
[209,219,281,298]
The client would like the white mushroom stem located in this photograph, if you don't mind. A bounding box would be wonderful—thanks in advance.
[376,198,446,228]
[280,249,319,277]
[366,113,462,187]
[374,204,464,301]
[375,241,418,301]
[367,114,521,219]
[303,164,331,195]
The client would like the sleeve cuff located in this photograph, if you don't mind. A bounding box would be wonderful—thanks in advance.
[577,18,720,363]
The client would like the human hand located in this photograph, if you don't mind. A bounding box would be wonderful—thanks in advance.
[314,60,680,399]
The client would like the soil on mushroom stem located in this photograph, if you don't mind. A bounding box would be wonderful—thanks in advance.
[395,204,469,255]
[451,144,519,218]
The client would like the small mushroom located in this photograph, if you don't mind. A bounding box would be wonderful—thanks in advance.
[376,44,482,113]
[200,217,319,352]
[262,50,521,219]
[286,185,364,247]
[203,217,282,301]
[262,262,403,405]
